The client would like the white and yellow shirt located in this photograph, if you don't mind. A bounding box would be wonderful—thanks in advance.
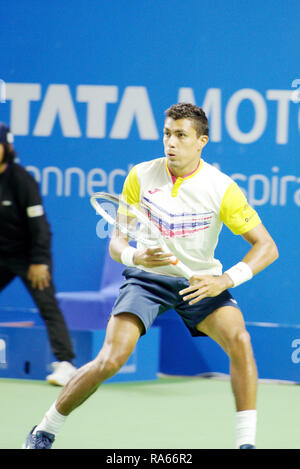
[122,157,261,277]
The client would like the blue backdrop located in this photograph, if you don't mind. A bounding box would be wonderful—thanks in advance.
[0,0,299,327]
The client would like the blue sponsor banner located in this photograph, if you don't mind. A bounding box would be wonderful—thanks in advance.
[0,0,299,328]
[0,325,160,382]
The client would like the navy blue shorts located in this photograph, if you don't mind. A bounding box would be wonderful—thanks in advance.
[111,267,240,337]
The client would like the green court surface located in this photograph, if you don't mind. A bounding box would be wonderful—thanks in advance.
[1,376,299,449]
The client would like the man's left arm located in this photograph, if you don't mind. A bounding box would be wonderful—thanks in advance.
[239,223,279,275]
[179,178,279,305]
[179,223,278,305]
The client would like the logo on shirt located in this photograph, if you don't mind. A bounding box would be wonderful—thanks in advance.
[242,204,255,223]
[1,200,12,206]
[148,188,163,195]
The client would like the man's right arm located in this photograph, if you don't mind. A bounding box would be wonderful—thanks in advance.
[109,165,174,268]
[109,227,174,269]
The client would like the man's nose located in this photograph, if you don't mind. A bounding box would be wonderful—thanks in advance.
[168,135,176,147]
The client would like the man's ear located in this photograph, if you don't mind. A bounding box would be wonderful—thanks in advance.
[198,135,209,150]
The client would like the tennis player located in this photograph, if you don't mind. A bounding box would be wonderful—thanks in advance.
[24,103,278,449]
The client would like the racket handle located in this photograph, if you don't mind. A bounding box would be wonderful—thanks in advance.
[170,256,193,279]
[160,243,192,279]
[170,256,178,265]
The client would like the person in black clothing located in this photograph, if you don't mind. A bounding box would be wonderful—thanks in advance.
[0,122,76,386]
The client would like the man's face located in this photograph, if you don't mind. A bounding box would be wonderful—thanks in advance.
[163,117,208,177]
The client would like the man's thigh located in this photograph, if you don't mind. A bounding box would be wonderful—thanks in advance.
[96,312,144,362]
[196,305,247,352]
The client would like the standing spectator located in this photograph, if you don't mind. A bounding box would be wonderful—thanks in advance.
[0,122,76,386]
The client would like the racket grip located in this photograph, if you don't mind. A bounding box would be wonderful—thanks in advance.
[170,256,179,265]
[170,256,193,279]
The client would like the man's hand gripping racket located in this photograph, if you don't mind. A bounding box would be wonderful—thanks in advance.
[90,191,193,279]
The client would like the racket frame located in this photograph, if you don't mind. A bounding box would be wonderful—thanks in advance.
[90,191,193,279]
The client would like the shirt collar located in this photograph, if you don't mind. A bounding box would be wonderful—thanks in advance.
[165,158,203,184]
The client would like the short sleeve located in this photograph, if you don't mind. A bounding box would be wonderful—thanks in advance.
[219,182,261,235]
[119,166,141,216]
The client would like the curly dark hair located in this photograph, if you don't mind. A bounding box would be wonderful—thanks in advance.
[164,102,209,137]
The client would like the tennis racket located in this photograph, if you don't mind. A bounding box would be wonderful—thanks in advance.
[90,191,193,279]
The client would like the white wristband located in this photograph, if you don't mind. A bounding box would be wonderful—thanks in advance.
[225,262,253,287]
[121,246,137,267]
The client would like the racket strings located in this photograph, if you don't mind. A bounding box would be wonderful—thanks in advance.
[96,196,159,246]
